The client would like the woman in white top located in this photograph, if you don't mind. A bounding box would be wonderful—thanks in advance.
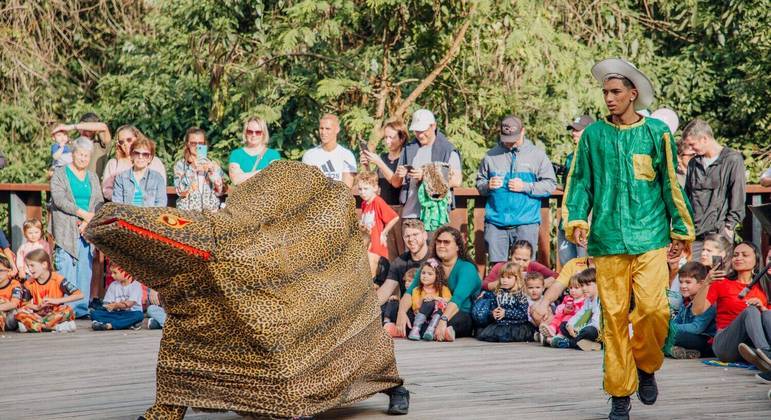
[102,125,166,200]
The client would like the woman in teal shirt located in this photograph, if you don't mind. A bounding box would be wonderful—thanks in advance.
[228,116,281,185]
[50,137,104,318]
[397,226,482,340]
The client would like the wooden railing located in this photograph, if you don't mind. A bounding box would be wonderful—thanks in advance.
[1,183,769,273]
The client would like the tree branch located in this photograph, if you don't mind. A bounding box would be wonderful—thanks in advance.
[392,2,478,120]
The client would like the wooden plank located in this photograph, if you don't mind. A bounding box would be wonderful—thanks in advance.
[2,321,770,420]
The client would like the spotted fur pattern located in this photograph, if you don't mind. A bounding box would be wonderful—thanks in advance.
[423,162,449,199]
[86,160,403,418]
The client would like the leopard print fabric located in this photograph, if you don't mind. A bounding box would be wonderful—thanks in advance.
[86,160,403,418]
[423,162,449,199]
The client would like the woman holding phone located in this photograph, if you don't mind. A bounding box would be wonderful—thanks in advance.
[692,241,771,369]
[361,119,410,258]
[173,127,225,211]
[228,116,281,186]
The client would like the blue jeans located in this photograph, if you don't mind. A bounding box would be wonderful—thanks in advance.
[91,309,144,329]
[147,305,167,327]
[557,225,587,266]
[54,237,93,318]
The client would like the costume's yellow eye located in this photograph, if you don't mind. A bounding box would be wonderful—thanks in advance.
[158,213,192,229]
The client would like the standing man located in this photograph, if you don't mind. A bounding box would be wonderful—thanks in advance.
[393,109,462,220]
[302,114,357,188]
[546,58,695,420]
[54,112,113,180]
[683,119,746,258]
[556,115,594,265]
[476,115,556,264]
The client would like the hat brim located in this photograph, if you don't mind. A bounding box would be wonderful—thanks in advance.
[409,121,432,132]
[592,58,654,110]
[500,134,519,143]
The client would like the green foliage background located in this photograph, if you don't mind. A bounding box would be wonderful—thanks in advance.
[1,0,769,185]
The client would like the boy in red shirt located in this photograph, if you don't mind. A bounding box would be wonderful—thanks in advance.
[358,171,399,278]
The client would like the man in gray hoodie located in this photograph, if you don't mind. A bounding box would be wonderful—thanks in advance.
[476,116,556,263]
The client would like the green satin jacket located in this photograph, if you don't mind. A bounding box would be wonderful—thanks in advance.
[562,116,695,256]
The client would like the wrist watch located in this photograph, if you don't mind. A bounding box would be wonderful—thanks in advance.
[440,315,449,322]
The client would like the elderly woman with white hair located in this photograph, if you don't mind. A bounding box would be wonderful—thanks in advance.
[50,137,104,318]
[227,116,281,185]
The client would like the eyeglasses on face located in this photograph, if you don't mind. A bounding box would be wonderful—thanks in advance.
[117,137,136,145]
[131,151,152,159]
[246,129,263,136]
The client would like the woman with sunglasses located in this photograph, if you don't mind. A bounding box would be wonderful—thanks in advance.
[112,137,168,208]
[174,127,225,211]
[228,116,281,186]
[102,125,166,200]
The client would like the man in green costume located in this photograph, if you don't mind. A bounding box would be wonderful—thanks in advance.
[535,58,695,420]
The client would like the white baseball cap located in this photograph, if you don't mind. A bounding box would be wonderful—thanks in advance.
[409,109,436,132]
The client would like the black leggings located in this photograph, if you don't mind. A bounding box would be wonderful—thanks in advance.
[559,321,599,349]
[382,300,473,338]
[675,331,714,357]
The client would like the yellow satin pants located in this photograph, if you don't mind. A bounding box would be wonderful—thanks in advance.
[594,247,670,397]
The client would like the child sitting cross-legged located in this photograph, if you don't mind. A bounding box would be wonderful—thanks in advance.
[407,258,452,341]
[15,249,80,333]
[551,268,602,351]
[537,274,585,345]
[525,272,552,328]
[475,262,535,342]
[667,261,716,359]
[91,263,145,331]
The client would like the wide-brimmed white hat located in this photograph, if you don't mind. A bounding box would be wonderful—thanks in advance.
[591,58,654,111]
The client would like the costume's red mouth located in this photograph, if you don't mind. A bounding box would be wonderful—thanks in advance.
[97,218,211,260]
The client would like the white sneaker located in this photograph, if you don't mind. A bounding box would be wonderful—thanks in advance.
[67,320,77,332]
[18,322,27,333]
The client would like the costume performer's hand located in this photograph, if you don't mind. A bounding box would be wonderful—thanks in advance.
[573,227,588,248]
[396,311,411,337]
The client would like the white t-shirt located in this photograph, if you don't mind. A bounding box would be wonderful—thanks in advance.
[301,144,357,182]
[401,145,461,219]
[103,280,144,312]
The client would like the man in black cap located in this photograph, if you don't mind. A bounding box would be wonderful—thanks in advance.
[557,115,594,265]
[476,115,556,265]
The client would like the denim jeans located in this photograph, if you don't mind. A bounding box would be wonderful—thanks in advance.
[147,305,167,327]
[91,309,144,329]
[54,237,93,318]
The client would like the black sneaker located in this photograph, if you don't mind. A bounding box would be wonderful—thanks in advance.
[130,322,143,331]
[608,396,631,420]
[636,368,658,405]
[386,386,410,415]
[756,370,771,384]
[92,321,106,331]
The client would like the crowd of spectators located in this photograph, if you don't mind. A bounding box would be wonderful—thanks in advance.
[0,108,769,389]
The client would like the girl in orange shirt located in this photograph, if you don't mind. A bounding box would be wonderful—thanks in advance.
[15,249,82,333]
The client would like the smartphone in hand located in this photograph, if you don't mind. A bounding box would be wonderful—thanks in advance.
[358,139,369,153]
[712,255,724,270]
[196,144,208,162]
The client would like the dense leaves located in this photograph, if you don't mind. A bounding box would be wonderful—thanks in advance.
[0,0,768,184]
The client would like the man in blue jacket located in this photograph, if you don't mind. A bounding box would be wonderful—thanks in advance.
[476,116,556,263]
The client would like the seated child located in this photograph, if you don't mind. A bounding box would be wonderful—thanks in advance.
[0,256,22,332]
[15,218,52,279]
[383,268,415,337]
[551,268,601,351]
[538,274,586,344]
[525,272,552,328]
[407,258,452,341]
[146,288,166,330]
[358,172,399,278]
[475,262,535,342]
[91,263,145,330]
[51,125,73,169]
[15,249,80,333]
[667,261,716,359]
[666,238,691,316]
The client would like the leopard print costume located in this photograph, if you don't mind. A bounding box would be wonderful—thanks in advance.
[86,160,403,419]
[422,162,449,199]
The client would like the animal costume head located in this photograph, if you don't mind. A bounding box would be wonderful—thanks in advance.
[85,160,401,418]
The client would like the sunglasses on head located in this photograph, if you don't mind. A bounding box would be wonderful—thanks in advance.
[246,129,263,136]
[132,151,152,159]
[117,137,136,145]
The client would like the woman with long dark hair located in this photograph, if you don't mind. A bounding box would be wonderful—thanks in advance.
[692,241,771,369]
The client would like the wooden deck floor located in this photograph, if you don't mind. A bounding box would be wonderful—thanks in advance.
[2,320,770,419]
